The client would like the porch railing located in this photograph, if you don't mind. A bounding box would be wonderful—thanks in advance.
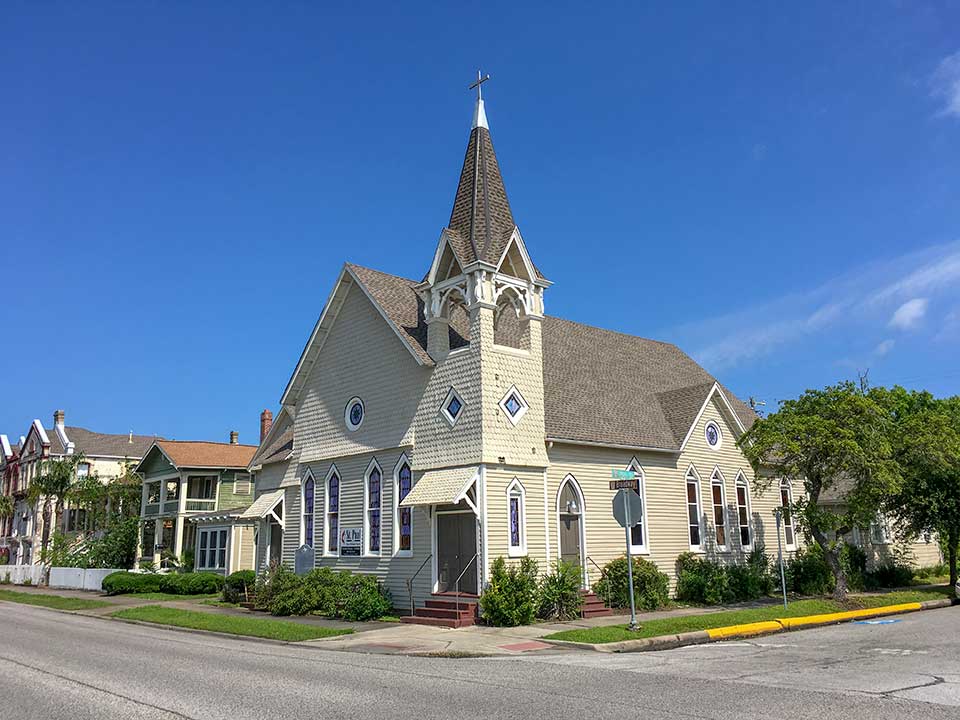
[454,553,479,620]
[144,503,160,515]
[405,553,433,617]
[184,499,216,512]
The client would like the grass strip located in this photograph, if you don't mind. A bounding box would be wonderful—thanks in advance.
[0,588,111,611]
[544,587,954,644]
[112,605,353,642]
[125,592,220,601]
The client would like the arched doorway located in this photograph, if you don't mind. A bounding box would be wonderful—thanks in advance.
[557,476,586,580]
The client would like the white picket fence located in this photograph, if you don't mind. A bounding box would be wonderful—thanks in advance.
[1,565,122,591]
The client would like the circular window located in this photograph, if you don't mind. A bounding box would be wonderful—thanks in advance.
[345,397,364,431]
[705,421,722,449]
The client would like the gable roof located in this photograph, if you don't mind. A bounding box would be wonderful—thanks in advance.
[248,406,295,470]
[338,264,755,452]
[153,440,257,470]
[47,426,157,459]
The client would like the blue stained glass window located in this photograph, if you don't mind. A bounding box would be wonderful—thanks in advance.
[447,395,463,419]
[328,473,339,552]
[509,496,521,547]
[504,394,522,417]
[368,468,381,552]
[398,464,412,552]
[349,402,363,427]
[303,476,315,548]
[706,423,720,446]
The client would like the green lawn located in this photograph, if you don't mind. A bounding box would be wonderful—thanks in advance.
[545,587,955,644]
[0,589,111,611]
[112,605,353,642]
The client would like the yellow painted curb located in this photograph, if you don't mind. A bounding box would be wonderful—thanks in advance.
[706,621,782,640]
[776,602,922,630]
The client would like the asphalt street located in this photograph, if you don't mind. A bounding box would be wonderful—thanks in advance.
[0,601,957,719]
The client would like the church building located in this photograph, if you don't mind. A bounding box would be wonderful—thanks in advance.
[246,82,795,624]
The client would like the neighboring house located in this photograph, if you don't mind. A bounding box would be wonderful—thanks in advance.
[0,410,155,566]
[244,88,798,624]
[0,434,18,564]
[135,433,257,574]
[819,481,942,570]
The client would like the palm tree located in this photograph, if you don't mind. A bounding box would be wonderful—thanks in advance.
[28,453,86,563]
[0,494,13,539]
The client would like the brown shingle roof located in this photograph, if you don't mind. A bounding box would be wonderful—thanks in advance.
[58,427,157,459]
[252,428,293,467]
[156,440,257,469]
[348,265,755,451]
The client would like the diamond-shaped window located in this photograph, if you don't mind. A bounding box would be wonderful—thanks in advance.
[440,388,465,426]
[499,386,529,426]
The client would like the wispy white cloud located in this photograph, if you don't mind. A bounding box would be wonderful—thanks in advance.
[873,339,896,357]
[675,241,960,372]
[932,50,960,119]
[889,298,928,330]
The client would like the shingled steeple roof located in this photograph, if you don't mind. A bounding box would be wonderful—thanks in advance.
[446,93,518,269]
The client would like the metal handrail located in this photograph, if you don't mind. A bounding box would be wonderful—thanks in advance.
[405,553,433,617]
[584,555,603,574]
[454,552,479,620]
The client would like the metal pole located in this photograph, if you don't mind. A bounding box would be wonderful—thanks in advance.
[623,489,638,631]
[775,508,787,610]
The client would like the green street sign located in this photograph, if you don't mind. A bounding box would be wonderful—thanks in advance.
[610,469,636,481]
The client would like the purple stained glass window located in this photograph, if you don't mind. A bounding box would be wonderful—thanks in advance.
[509,495,521,547]
[398,464,412,552]
[504,394,522,417]
[328,474,339,552]
[368,469,381,552]
[303,476,315,548]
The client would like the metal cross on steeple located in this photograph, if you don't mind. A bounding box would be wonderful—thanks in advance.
[469,70,490,100]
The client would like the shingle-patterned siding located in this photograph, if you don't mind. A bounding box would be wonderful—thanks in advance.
[294,283,430,464]
[546,392,797,591]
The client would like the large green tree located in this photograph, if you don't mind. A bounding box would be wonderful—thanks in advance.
[738,382,900,600]
[28,453,87,562]
[873,389,960,592]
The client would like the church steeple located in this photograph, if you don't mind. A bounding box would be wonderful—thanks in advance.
[447,72,517,268]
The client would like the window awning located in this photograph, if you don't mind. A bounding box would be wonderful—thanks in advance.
[239,489,284,521]
[399,466,478,508]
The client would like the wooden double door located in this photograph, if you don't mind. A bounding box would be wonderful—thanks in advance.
[436,512,478,595]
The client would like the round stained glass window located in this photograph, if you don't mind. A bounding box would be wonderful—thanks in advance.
[345,397,364,431]
[705,421,722,449]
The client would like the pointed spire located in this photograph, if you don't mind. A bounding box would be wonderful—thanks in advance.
[448,72,515,266]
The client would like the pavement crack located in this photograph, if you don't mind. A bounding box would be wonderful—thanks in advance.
[0,653,198,719]
[879,675,946,697]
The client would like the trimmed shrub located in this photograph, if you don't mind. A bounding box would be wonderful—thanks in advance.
[257,565,392,620]
[674,547,775,605]
[480,556,540,626]
[538,560,584,621]
[593,555,670,611]
[102,571,162,595]
[867,563,915,589]
[786,545,834,596]
[339,573,392,621]
[157,572,225,595]
[222,570,257,603]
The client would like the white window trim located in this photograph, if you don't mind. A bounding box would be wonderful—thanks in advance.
[344,397,364,432]
[196,525,230,571]
[686,465,704,553]
[440,387,466,427]
[363,458,383,557]
[393,453,413,557]
[710,467,728,551]
[705,420,723,450]
[301,469,316,549]
[323,464,340,557]
[735,471,753,550]
[780,480,797,550]
[498,385,529,426]
[626,458,650,555]
[506,478,528,557]
[871,513,892,545]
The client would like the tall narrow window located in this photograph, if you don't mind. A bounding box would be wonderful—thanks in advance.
[780,480,795,549]
[326,468,340,555]
[735,473,752,549]
[686,467,702,550]
[626,459,648,553]
[506,478,526,556]
[302,472,315,548]
[395,458,412,555]
[710,469,727,549]
[365,462,382,554]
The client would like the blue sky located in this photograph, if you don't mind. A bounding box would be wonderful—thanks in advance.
[2,2,959,444]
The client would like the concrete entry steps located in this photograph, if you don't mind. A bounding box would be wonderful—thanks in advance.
[580,591,613,618]
[401,592,479,628]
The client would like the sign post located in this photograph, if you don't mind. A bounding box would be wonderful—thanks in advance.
[611,469,643,632]
[774,508,788,610]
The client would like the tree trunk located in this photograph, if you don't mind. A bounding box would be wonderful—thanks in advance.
[949,527,958,596]
[39,498,52,564]
[811,525,848,601]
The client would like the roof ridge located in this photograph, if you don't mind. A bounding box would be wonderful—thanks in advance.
[544,315,682,350]
[158,439,258,448]
[346,262,420,287]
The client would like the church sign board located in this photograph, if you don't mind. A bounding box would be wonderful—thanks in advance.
[339,527,362,557]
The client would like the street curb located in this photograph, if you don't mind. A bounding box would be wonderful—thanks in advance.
[540,598,958,653]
